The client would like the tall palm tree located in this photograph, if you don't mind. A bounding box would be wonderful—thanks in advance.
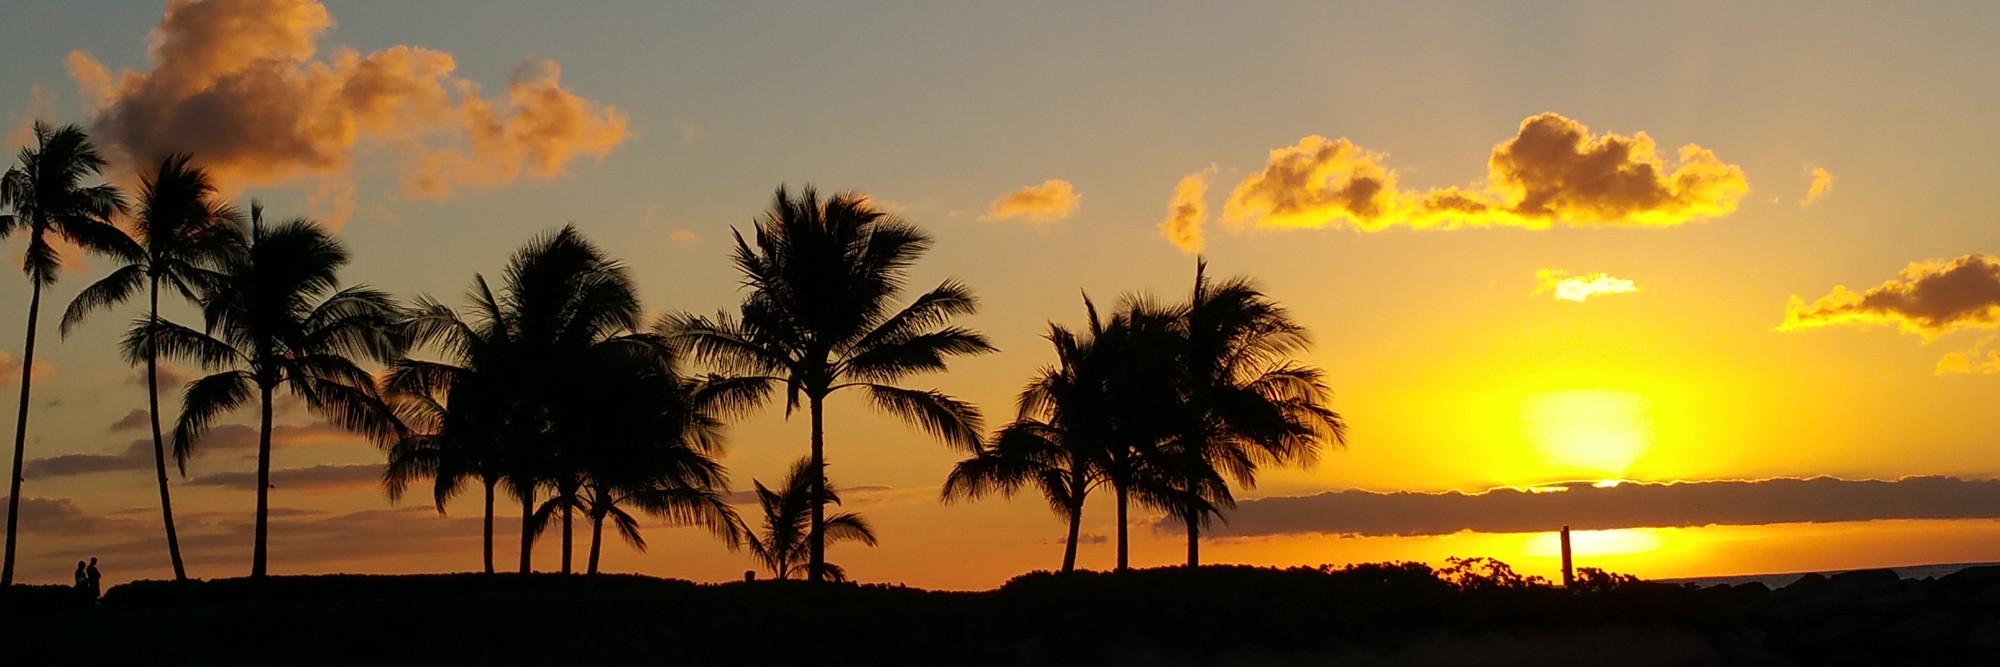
[944,306,1116,573]
[668,185,994,582]
[562,341,743,574]
[61,154,241,582]
[1161,260,1346,567]
[164,208,403,578]
[747,456,877,581]
[0,121,133,588]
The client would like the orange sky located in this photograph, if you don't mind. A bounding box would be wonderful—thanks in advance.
[3,0,2000,588]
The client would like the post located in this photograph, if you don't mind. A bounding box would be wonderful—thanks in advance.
[1560,525,1575,589]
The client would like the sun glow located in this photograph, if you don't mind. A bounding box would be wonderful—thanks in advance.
[1524,390,1650,477]
[1526,528,1665,558]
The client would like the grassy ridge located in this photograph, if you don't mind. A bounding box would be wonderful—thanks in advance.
[9,565,2000,665]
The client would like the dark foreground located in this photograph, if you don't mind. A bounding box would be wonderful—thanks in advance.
[7,564,2000,666]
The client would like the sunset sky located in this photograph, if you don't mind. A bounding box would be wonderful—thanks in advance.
[4,0,2000,589]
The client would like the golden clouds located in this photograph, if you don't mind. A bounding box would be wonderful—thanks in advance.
[1160,164,1217,253]
[1781,254,2000,338]
[1802,164,1836,205]
[69,0,628,225]
[983,179,1080,223]
[1213,113,1748,236]
[1937,338,2000,376]
[1534,270,1639,302]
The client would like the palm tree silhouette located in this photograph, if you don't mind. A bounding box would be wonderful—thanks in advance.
[166,207,404,578]
[0,121,133,588]
[62,154,242,582]
[1160,260,1345,567]
[560,341,743,574]
[383,292,514,573]
[667,185,992,582]
[747,456,877,581]
[944,299,1118,573]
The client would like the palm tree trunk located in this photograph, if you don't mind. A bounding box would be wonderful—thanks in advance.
[1061,503,1082,573]
[560,497,573,575]
[481,477,496,575]
[586,510,604,575]
[147,276,188,581]
[517,489,534,573]
[1186,515,1200,568]
[1,279,44,589]
[1114,482,1129,572]
[807,392,827,583]
[252,382,274,578]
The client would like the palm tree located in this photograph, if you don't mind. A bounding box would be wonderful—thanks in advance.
[944,305,1116,573]
[0,121,134,588]
[1160,260,1346,567]
[747,456,877,581]
[60,154,241,582]
[668,185,994,582]
[393,226,650,574]
[164,207,403,578]
[561,341,743,574]
[382,310,511,573]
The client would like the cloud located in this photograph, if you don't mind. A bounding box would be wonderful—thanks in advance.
[109,409,150,432]
[1160,164,1219,253]
[1802,163,1836,206]
[0,496,141,536]
[25,419,361,479]
[1158,476,2000,538]
[1937,337,2000,376]
[188,463,383,493]
[127,362,189,389]
[669,229,700,246]
[1780,254,2000,338]
[68,0,628,227]
[0,351,53,386]
[1220,113,1749,234]
[983,179,1080,223]
[1534,269,1639,302]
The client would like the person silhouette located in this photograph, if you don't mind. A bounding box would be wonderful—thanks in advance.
[85,556,102,601]
[73,560,87,591]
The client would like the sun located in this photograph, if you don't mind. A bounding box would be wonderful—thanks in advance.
[1523,389,1650,478]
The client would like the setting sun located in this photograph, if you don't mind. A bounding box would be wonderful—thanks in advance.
[1524,390,1651,478]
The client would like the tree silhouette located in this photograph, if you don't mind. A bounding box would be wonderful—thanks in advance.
[165,207,403,578]
[0,121,133,589]
[1158,260,1346,567]
[747,456,877,581]
[560,340,743,574]
[944,299,1117,573]
[383,289,516,574]
[668,185,992,582]
[61,154,241,582]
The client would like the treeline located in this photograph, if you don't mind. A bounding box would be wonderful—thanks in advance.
[0,122,1343,589]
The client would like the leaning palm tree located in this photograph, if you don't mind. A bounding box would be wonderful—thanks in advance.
[562,341,743,574]
[163,208,403,578]
[747,456,877,581]
[61,154,241,582]
[1161,260,1347,567]
[944,309,1115,573]
[667,185,993,582]
[0,121,134,588]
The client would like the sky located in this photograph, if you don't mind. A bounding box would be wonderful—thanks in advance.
[3,0,2000,589]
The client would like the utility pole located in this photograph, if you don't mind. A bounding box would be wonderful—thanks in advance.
[1560,525,1575,589]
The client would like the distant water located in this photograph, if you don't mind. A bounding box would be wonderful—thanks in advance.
[1662,561,2000,589]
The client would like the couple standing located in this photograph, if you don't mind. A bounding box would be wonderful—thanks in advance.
[73,557,102,601]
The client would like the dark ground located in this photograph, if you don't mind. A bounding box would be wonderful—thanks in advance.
[6,564,2000,666]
